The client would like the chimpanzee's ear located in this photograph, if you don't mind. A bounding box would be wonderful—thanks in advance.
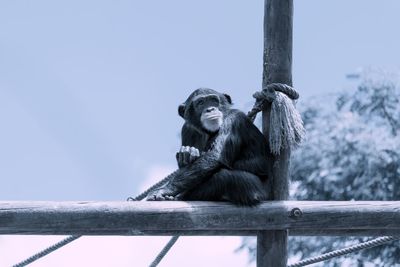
[178,104,186,118]
[223,93,232,104]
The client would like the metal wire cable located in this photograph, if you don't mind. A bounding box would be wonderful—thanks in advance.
[288,236,400,267]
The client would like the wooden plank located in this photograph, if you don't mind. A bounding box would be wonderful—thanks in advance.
[258,0,293,266]
[258,231,287,266]
[291,229,400,237]
[2,229,400,237]
[1,201,400,235]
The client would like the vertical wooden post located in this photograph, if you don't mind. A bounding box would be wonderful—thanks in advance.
[257,0,293,267]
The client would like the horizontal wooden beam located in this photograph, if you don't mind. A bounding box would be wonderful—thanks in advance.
[1,201,399,236]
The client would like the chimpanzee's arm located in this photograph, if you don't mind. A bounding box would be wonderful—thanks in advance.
[169,150,222,193]
[181,123,208,150]
[166,111,245,194]
[175,123,208,168]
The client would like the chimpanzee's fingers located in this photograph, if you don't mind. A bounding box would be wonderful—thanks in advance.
[178,146,185,161]
[194,147,200,157]
[176,152,184,168]
[155,194,166,201]
[146,194,156,201]
[178,146,187,166]
[178,152,183,166]
[189,147,197,162]
[183,152,190,165]
[178,146,183,165]
[183,146,190,165]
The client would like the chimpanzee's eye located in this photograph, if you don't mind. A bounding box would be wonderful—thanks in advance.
[197,99,204,106]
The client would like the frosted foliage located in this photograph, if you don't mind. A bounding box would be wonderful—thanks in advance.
[240,70,400,266]
[292,70,400,201]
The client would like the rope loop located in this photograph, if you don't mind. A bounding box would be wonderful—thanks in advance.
[247,83,299,122]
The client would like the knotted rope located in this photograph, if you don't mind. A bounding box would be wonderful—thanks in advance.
[248,83,305,155]
[288,236,400,267]
[247,83,299,121]
[13,84,302,267]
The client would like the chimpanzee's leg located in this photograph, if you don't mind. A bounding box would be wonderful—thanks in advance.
[180,169,267,206]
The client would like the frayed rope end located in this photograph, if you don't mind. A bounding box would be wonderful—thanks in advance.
[269,92,305,155]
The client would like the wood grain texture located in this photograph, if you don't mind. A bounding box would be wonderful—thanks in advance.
[257,231,287,267]
[259,0,293,266]
[0,201,399,235]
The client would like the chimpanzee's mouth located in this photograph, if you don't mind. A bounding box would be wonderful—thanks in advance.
[206,115,221,120]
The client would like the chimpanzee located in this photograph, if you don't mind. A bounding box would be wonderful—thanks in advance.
[146,88,273,206]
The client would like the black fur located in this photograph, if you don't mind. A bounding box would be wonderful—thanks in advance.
[152,88,272,206]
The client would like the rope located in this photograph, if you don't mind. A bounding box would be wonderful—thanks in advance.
[12,170,178,267]
[12,235,81,267]
[13,84,299,267]
[248,83,299,122]
[288,236,400,267]
[248,83,305,155]
[127,169,179,202]
[149,236,179,267]
[131,171,181,266]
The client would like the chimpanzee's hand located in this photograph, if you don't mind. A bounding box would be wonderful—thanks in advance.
[176,146,200,168]
[146,186,176,201]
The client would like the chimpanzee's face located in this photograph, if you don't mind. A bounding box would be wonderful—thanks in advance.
[192,94,223,133]
[178,88,232,133]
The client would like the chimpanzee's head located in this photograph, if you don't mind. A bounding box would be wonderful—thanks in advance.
[178,88,232,133]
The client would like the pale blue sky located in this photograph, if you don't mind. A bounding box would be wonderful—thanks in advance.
[0,0,399,201]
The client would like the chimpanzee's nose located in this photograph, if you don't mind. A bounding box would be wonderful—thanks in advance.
[206,107,217,113]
